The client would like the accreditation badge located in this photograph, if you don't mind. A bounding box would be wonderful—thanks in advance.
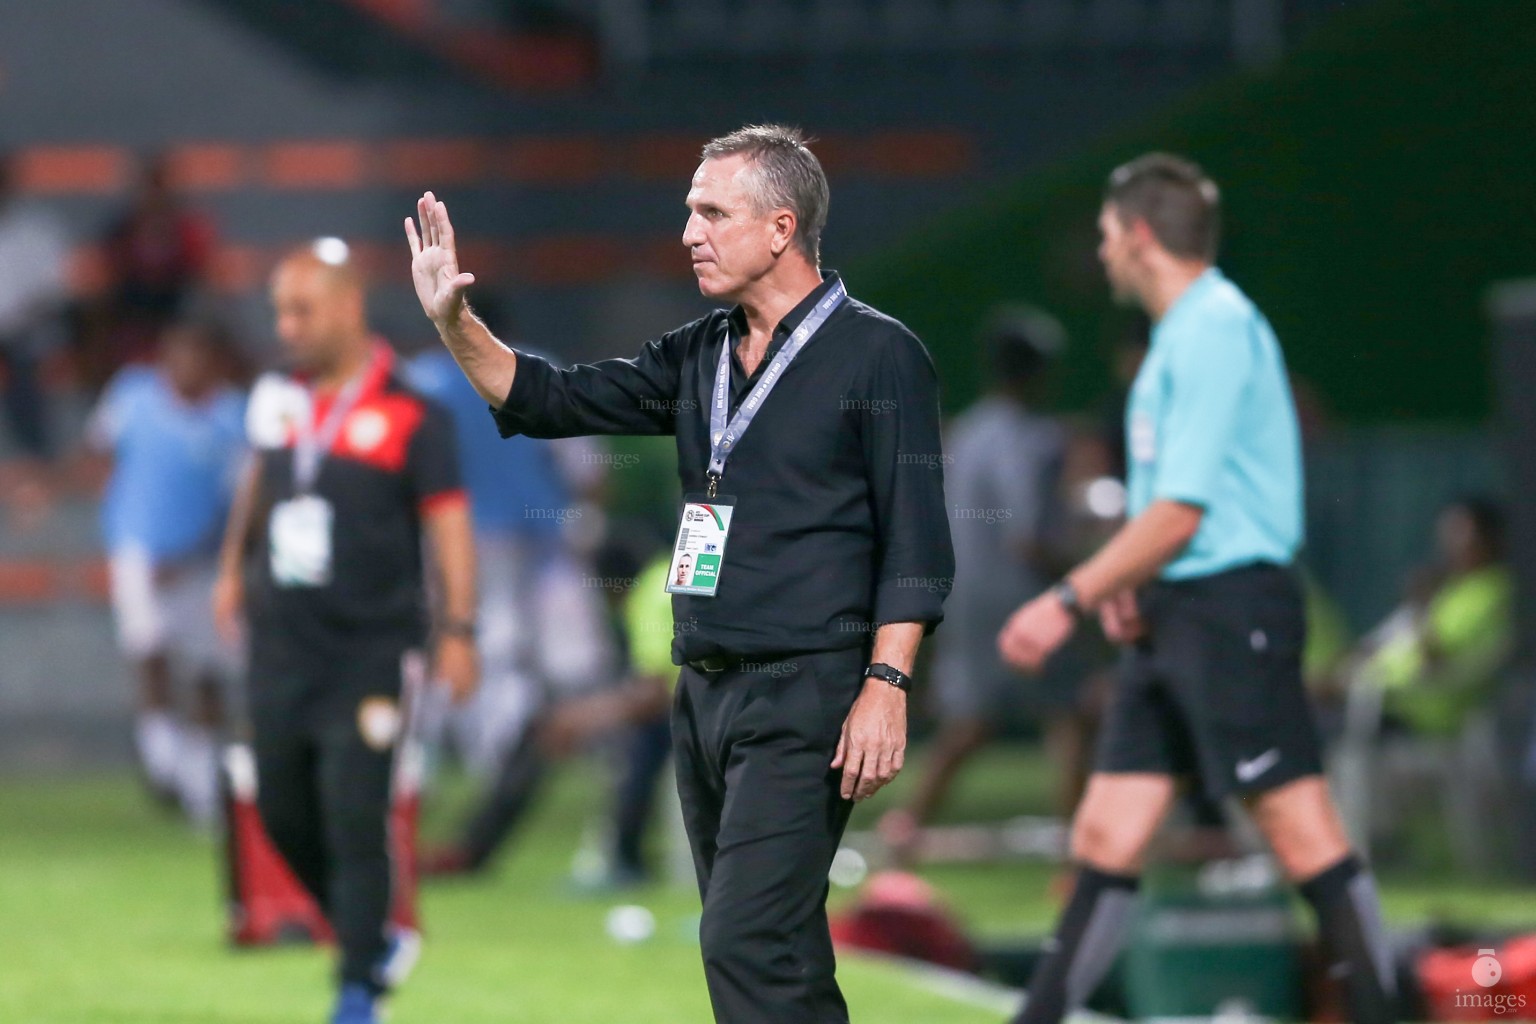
[269,495,335,587]
[665,494,735,597]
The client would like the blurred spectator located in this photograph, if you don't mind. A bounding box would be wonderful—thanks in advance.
[879,306,1069,859]
[406,329,619,876]
[542,542,675,886]
[419,536,672,884]
[1340,497,1513,871]
[84,320,248,825]
[94,154,217,377]
[1095,313,1151,481]
[0,152,72,460]
[406,334,616,772]
[1357,497,1512,736]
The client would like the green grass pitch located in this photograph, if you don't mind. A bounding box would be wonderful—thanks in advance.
[0,746,1528,1023]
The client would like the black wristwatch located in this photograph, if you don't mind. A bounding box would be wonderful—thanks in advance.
[1051,579,1087,620]
[865,662,913,693]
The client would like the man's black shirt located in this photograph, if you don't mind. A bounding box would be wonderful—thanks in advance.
[492,273,954,664]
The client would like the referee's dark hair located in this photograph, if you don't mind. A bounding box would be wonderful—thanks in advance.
[1105,153,1221,261]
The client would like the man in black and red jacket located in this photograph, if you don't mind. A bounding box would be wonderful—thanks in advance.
[214,241,478,1024]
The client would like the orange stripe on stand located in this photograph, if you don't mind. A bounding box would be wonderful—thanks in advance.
[380,139,487,187]
[510,235,625,287]
[15,146,131,195]
[167,143,247,191]
[0,559,110,606]
[262,141,368,189]
[620,134,703,182]
[493,137,604,184]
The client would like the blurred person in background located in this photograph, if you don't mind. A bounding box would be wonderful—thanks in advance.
[1354,497,1512,735]
[93,153,216,379]
[85,319,247,825]
[0,151,72,462]
[428,537,678,884]
[997,154,1395,1024]
[878,307,1070,860]
[213,241,477,1024]
[1343,496,1511,869]
[543,540,677,886]
[405,308,618,876]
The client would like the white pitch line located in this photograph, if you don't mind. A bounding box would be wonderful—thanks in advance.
[846,950,1126,1023]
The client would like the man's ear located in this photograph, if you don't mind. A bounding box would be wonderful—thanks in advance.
[769,209,797,257]
[1129,215,1161,253]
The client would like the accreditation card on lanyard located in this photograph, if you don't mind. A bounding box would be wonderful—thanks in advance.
[268,371,368,588]
[666,280,847,597]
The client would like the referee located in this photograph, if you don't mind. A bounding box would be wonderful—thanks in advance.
[404,125,953,1023]
[997,154,1395,1024]
[213,243,479,1024]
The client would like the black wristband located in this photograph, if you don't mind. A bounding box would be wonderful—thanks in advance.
[1051,579,1087,620]
[865,662,913,693]
[437,618,477,640]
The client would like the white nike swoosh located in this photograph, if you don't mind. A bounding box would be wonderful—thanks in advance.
[1235,748,1281,783]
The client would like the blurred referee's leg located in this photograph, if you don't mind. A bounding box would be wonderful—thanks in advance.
[1013,774,1174,1024]
[1253,777,1396,1024]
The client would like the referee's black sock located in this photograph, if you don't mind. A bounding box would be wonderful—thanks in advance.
[1298,854,1397,1024]
[1012,865,1140,1024]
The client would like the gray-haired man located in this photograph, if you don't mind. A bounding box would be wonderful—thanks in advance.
[406,125,954,1022]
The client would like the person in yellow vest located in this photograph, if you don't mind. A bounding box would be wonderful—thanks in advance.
[1360,497,1512,737]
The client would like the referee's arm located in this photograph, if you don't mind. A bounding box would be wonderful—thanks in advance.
[1000,322,1247,672]
[1066,501,1202,612]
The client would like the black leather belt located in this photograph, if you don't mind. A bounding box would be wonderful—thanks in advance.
[685,652,798,674]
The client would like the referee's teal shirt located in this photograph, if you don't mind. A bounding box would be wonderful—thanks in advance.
[1126,268,1303,581]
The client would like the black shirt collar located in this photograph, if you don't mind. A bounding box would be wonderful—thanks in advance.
[726,270,843,349]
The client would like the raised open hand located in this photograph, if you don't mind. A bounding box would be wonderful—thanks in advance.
[405,191,476,327]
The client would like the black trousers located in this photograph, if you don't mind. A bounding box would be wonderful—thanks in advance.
[673,646,865,1024]
[249,627,412,992]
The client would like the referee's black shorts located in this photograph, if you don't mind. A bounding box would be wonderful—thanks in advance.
[1096,562,1324,800]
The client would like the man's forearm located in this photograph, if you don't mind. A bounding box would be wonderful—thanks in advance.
[217,458,261,577]
[1067,499,1203,608]
[425,501,478,626]
[437,309,519,407]
[870,621,924,676]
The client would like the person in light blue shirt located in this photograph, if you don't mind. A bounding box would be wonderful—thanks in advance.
[1124,266,1303,579]
[997,154,1396,1024]
[88,321,247,826]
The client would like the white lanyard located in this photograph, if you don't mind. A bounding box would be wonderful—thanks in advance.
[706,279,847,497]
[292,368,368,493]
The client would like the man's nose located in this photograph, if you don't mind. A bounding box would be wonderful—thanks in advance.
[682,213,705,247]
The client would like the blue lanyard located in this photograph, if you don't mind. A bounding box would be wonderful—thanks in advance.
[707,280,848,497]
